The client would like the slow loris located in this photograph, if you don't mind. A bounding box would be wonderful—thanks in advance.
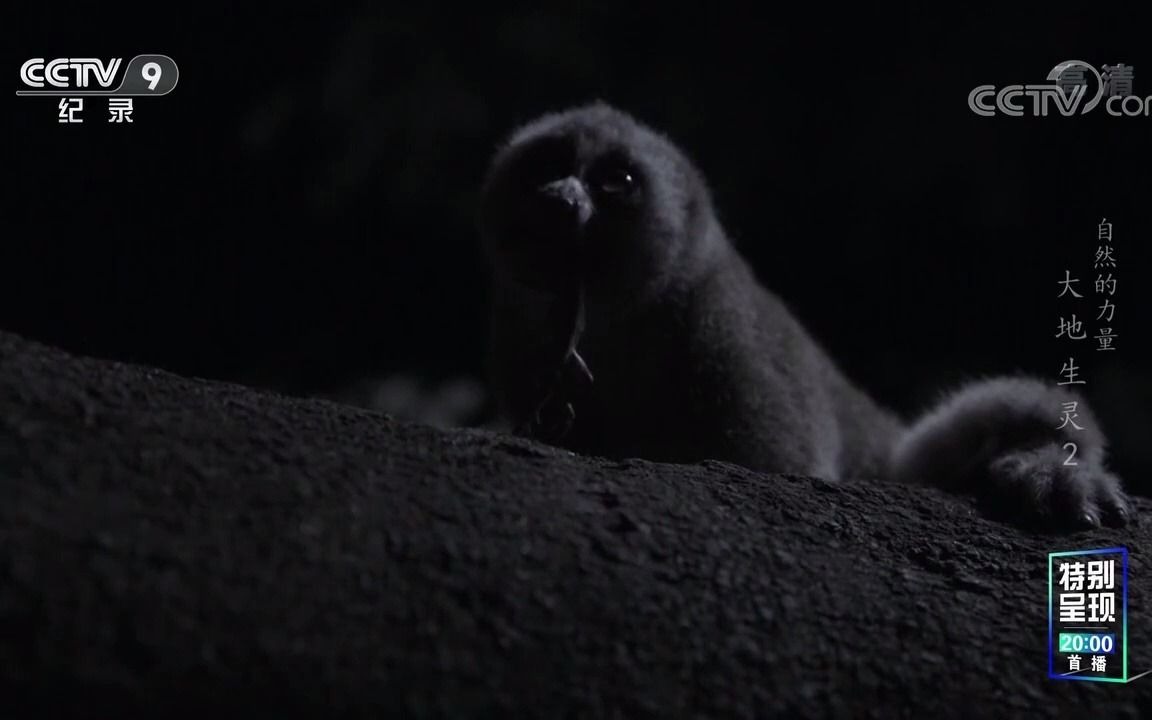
[478,103,1131,531]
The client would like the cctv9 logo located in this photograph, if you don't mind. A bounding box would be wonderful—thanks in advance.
[17,54,178,96]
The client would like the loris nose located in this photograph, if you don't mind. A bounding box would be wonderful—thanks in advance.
[538,177,592,227]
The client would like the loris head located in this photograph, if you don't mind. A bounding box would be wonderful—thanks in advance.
[479,103,721,297]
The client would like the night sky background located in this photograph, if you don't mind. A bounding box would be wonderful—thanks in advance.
[7,6,1151,490]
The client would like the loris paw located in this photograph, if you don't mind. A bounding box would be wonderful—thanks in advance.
[987,444,1132,531]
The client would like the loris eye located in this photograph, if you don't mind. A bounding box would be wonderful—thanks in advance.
[590,163,640,195]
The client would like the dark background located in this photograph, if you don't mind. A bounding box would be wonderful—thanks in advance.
[7,6,1151,487]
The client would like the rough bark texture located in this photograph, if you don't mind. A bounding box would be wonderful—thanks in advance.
[0,330,1149,718]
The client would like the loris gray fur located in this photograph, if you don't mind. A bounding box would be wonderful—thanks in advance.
[478,102,1131,531]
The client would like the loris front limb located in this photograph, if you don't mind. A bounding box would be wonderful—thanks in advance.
[889,377,1130,529]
